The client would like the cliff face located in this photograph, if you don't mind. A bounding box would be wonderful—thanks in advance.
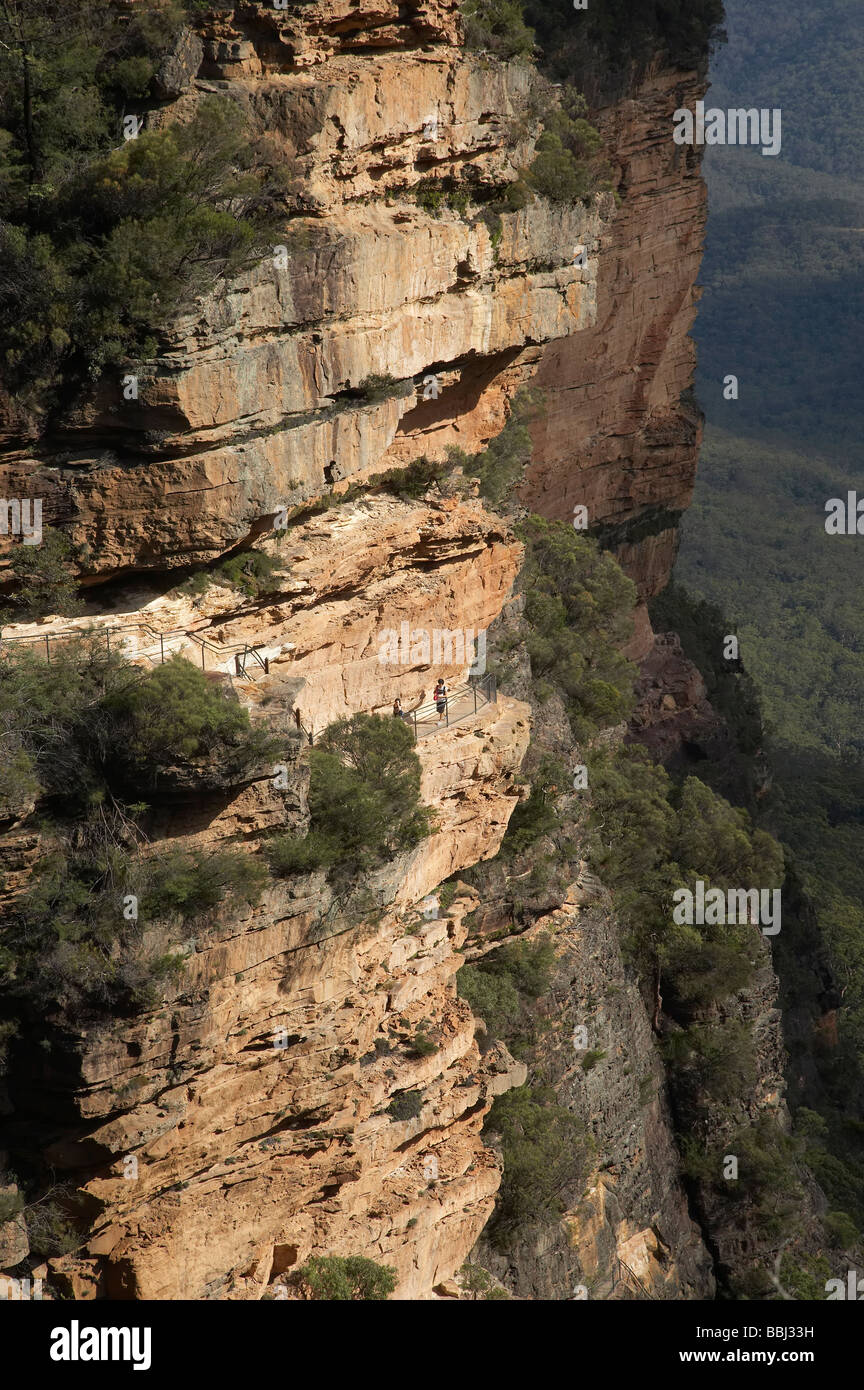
[471,900,715,1301]
[0,3,792,1304]
[520,66,708,658]
[8,709,530,1301]
[0,0,603,580]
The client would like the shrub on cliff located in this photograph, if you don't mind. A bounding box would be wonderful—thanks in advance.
[106,656,278,789]
[215,550,281,599]
[386,1090,424,1123]
[1,836,266,1015]
[587,745,784,1004]
[267,714,431,886]
[460,0,535,59]
[685,1117,805,1245]
[518,515,638,739]
[525,93,610,204]
[458,936,556,1052]
[355,373,409,403]
[1,529,84,622]
[0,642,281,816]
[142,846,266,923]
[520,0,725,89]
[484,1084,593,1242]
[663,1019,758,1116]
[470,389,541,508]
[497,755,567,857]
[0,636,132,813]
[295,1255,396,1301]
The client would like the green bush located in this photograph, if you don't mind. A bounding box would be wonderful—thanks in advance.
[519,0,725,88]
[1,837,265,1015]
[525,93,608,205]
[387,1090,424,1122]
[824,1210,859,1249]
[588,745,783,996]
[142,847,266,922]
[470,389,541,507]
[1,66,284,418]
[107,656,277,785]
[484,1084,592,1242]
[268,714,430,888]
[518,515,638,739]
[458,936,555,1047]
[3,528,83,620]
[459,966,520,1036]
[0,636,134,810]
[498,756,566,857]
[375,456,450,500]
[296,1255,396,1301]
[413,181,447,217]
[663,1021,757,1112]
[266,833,328,878]
[0,641,280,811]
[356,373,408,403]
[460,0,535,59]
[214,551,280,598]
[407,1030,439,1058]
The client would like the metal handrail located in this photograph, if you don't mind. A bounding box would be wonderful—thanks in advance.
[0,620,269,679]
[610,1257,656,1300]
[408,672,497,740]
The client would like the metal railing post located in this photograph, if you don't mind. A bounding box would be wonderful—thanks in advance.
[473,685,477,714]
[160,633,165,664]
[45,635,51,663]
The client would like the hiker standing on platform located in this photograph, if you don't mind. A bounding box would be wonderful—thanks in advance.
[434,678,448,724]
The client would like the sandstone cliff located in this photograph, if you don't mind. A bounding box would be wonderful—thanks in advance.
[0,1,795,1304]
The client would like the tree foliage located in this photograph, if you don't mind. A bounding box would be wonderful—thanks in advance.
[0,642,277,814]
[518,515,637,739]
[295,1255,396,1301]
[484,1084,592,1242]
[0,2,286,426]
[267,714,431,888]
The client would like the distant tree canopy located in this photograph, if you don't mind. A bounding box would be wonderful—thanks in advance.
[587,744,785,1012]
[461,0,725,93]
[0,0,286,428]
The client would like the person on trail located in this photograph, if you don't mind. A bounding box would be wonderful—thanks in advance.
[393,698,410,722]
[434,678,448,724]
